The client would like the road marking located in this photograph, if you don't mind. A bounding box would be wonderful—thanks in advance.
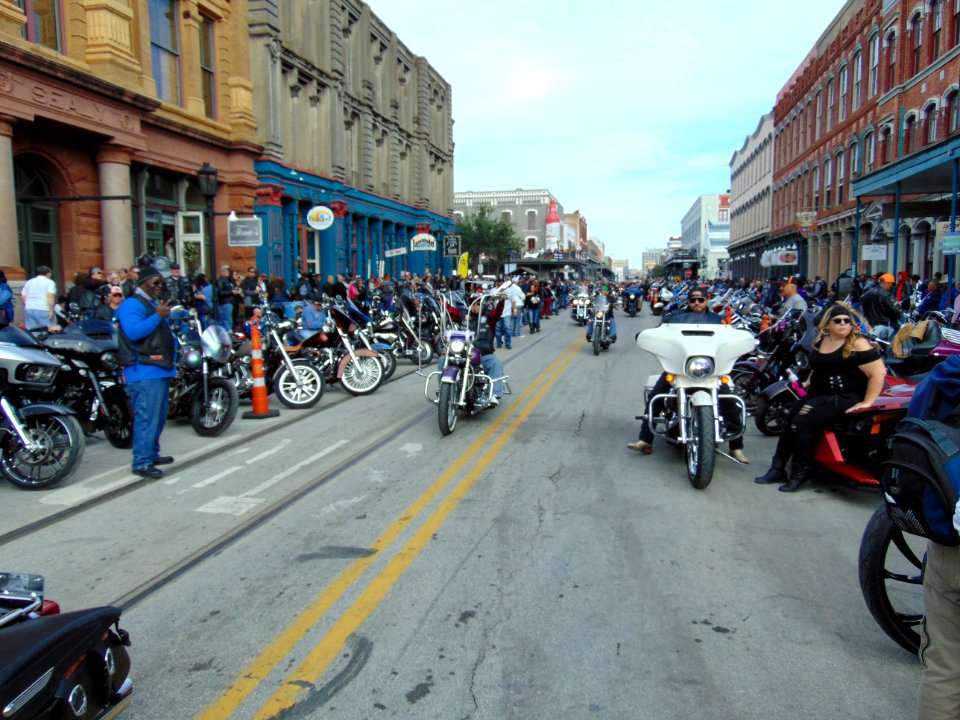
[161,475,182,486]
[253,336,579,718]
[244,439,292,466]
[227,446,251,457]
[195,496,265,516]
[191,466,242,490]
[239,441,348,498]
[194,339,582,720]
[37,475,137,507]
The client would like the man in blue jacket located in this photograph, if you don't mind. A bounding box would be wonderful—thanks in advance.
[116,263,176,478]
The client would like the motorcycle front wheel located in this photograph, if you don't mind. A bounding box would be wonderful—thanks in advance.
[103,386,133,449]
[1,414,85,490]
[340,355,384,396]
[410,339,434,365]
[190,376,239,436]
[592,330,601,356]
[686,405,716,489]
[754,396,790,436]
[275,359,325,409]
[438,382,459,436]
[858,504,924,654]
[377,349,397,383]
[730,367,760,415]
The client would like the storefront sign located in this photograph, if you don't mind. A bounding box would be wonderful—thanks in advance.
[228,216,263,247]
[306,205,334,231]
[862,244,888,260]
[410,233,437,252]
[443,234,461,256]
[384,247,408,258]
[943,231,960,256]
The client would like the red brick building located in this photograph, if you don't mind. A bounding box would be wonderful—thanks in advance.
[773,0,960,282]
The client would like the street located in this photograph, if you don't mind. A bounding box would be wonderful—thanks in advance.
[2,310,920,720]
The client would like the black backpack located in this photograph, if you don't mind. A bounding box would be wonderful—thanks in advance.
[880,417,960,546]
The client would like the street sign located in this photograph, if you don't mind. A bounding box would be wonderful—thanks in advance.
[384,247,408,258]
[227,216,263,247]
[443,234,461,257]
[943,231,960,256]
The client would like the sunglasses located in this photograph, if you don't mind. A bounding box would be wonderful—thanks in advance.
[148,279,164,287]
[830,317,853,325]
[688,297,706,304]
[110,292,123,297]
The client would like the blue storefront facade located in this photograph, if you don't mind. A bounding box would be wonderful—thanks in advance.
[253,159,455,285]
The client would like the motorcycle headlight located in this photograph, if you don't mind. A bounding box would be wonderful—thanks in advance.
[101,351,118,371]
[449,339,465,354]
[685,356,715,379]
[19,364,58,384]
[629,294,635,299]
[595,311,604,319]
[180,348,203,370]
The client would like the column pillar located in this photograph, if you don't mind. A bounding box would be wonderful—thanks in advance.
[829,234,842,280]
[96,144,134,272]
[818,235,829,282]
[841,230,853,273]
[0,115,22,277]
[807,237,818,279]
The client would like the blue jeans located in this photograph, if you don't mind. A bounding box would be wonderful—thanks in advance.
[511,312,521,336]
[24,309,52,330]
[217,303,234,329]
[586,317,617,340]
[495,317,512,347]
[126,377,172,470]
[435,352,505,398]
[528,307,541,331]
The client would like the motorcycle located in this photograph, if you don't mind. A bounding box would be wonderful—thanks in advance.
[636,322,755,488]
[168,312,240,436]
[0,325,85,490]
[591,296,614,356]
[31,322,133,449]
[424,291,511,436]
[624,291,639,317]
[652,287,674,317]
[571,293,591,326]
[370,298,434,365]
[0,572,133,720]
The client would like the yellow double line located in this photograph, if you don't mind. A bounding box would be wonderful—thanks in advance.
[196,338,582,720]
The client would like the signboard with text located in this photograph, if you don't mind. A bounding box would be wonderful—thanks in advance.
[384,247,408,258]
[862,244,888,260]
[943,231,960,256]
[228,216,263,247]
[443,234,461,257]
[411,233,437,252]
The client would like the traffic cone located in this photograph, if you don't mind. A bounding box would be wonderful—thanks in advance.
[242,323,279,419]
[723,306,733,325]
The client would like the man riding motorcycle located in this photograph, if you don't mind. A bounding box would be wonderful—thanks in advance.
[860,272,901,339]
[438,291,506,406]
[585,284,618,343]
[627,287,749,463]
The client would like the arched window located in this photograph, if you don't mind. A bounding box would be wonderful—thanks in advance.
[946,89,960,133]
[526,209,536,231]
[869,34,881,97]
[954,0,960,46]
[824,157,833,208]
[837,150,845,204]
[839,65,849,122]
[501,210,512,223]
[886,31,897,93]
[905,113,916,152]
[924,103,939,143]
[911,13,923,75]
[813,164,820,212]
[881,125,893,163]
[826,78,835,131]
[815,89,823,140]
[933,1,944,60]
[852,51,863,111]
[526,237,536,252]
[865,131,876,171]
[851,141,861,178]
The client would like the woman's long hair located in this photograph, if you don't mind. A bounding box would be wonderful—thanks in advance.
[816,302,867,358]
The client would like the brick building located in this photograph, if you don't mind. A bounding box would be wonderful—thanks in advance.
[773,0,960,283]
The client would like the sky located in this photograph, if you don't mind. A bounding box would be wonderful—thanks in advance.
[371,0,846,265]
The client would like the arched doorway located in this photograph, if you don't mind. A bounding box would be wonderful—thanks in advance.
[14,156,60,280]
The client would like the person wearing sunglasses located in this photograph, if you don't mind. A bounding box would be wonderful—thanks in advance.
[629,288,748,462]
[754,303,886,492]
[93,285,125,321]
[116,263,176,479]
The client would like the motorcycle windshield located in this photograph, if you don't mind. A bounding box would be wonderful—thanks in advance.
[637,324,756,375]
[0,324,41,348]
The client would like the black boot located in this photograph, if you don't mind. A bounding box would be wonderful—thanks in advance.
[779,462,810,493]
[754,456,787,485]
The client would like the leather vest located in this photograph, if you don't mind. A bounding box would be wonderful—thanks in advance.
[118,295,175,369]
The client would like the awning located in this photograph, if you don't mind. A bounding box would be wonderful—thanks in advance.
[853,135,960,198]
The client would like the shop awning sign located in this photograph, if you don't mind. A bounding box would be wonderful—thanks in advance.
[228,216,263,247]
[862,244,888,260]
[384,247,408,258]
[943,231,960,256]
[306,205,334,231]
[411,233,437,252]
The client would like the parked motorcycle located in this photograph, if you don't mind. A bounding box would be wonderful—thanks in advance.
[0,325,85,490]
[0,572,133,720]
[636,322,755,488]
[169,312,239,435]
[652,287,673,317]
[424,291,511,436]
[31,322,133,449]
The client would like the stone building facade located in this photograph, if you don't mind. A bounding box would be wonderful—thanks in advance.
[728,112,773,280]
[772,0,960,281]
[453,189,566,256]
[0,0,261,292]
[248,0,454,282]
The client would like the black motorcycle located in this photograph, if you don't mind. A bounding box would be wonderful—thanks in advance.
[31,321,133,449]
[0,572,133,720]
[624,291,639,317]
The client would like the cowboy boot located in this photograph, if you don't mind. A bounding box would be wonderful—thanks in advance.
[754,456,786,484]
[778,461,810,493]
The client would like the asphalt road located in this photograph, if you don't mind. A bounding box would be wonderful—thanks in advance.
[2,309,921,719]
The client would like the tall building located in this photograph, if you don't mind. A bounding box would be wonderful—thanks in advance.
[0,0,261,291]
[677,194,730,278]
[729,112,774,280]
[248,0,454,281]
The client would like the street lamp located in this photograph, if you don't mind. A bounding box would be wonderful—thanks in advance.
[197,162,219,274]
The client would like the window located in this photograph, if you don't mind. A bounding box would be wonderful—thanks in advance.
[149,0,181,104]
[17,0,61,50]
[198,16,216,119]
[947,90,960,132]
[865,131,876,169]
[925,104,938,143]
[905,114,916,153]
[869,34,880,97]
[886,31,897,92]
[501,211,512,223]
[526,210,536,231]
[839,66,848,122]
[824,157,833,208]
[827,78,835,131]
[852,52,862,111]
[815,90,822,139]
[851,142,861,177]
[933,1,944,60]
[813,165,820,212]
[882,125,893,162]
[911,14,923,75]
[837,150,845,205]
[955,0,960,46]
[719,208,729,222]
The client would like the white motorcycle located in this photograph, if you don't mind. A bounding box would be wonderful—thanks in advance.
[571,292,592,326]
[652,287,673,316]
[636,323,755,489]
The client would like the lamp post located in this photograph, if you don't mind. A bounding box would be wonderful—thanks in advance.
[197,162,219,275]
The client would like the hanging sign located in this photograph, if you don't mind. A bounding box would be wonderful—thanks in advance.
[384,247,408,258]
[306,205,334,231]
[443,234,461,257]
[862,244,888,260]
[228,216,263,247]
[943,231,960,256]
[775,250,799,266]
[410,233,437,252]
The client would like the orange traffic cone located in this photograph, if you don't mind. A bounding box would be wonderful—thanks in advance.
[723,306,733,325]
[241,323,279,419]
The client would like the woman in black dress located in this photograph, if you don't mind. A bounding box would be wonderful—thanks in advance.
[754,303,887,492]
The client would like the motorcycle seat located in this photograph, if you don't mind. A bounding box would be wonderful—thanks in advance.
[0,607,121,688]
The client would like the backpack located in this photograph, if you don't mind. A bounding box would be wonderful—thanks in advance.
[880,417,960,546]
